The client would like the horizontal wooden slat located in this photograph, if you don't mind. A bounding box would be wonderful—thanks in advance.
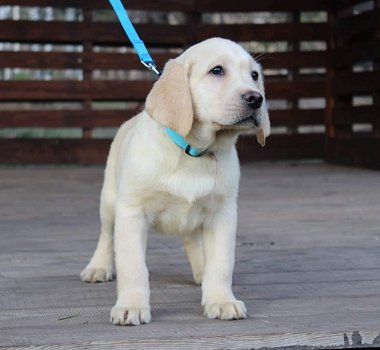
[0,81,153,101]
[326,137,380,170]
[0,80,326,101]
[270,109,325,126]
[0,21,328,45]
[0,51,84,69]
[0,134,324,164]
[195,23,328,41]
[0,22,191,45]
[0,0,195,11]
[332,106,380,125]
[238,134,325,161]
[0,110,137,128]
[0,139,110,164]
[195,0,330,12]
[90,51,330,71]
[0,109,324,128]
[333,72,380,95]
[333,40,380,67]
[0,51,173,70]
[267,80,326,98]
[1,0,329,11]
[335,8,380,45]
[333,0,373,19]
[261,51,330,69]
[0,51,330,70]
[86,52,175,71]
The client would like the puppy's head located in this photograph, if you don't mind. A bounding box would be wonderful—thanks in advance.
[145,38,270,146]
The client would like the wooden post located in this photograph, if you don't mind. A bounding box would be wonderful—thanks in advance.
[287,11,300,136]
[373,0,380,137]
[82,7,93,139]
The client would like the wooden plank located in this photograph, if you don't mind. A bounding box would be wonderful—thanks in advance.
[1,0,329,11]
[3,269,380,292]
[270,109,324,126]
[0,139,111,164]
[260,51,330,69]
[326,137,380,169]
[237,134,325,161]
[85,52,176,71]
[266,80,326,98]
[333,71,380,95]
[3,277,380,310]
[0,51,84,69]
[0,21,328,44]
[0,134,324,164]
[0,81,153,101]
[89,51,330,71]
[0,50,330,71]
[1,163,380,347]
[196,0,330,12]
[1,0,195,11]
[195,23,328,42]
[0,110,136,128]
[333,39,380,67]
[2,325,380,350]
[335,8,380,45]
[0,80,325,101]
[332,105,380,125]
[0,21,192,45]
[0,109,324,128]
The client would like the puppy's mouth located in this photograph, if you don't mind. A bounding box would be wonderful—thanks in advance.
[234,114,259,126]
[222,114,260,129]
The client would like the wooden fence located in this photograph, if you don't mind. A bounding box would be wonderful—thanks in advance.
[325,0,380,169]
[0,0,377,168]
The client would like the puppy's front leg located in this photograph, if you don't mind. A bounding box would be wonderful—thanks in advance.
[201,200,247,320]
[110,201,151,326]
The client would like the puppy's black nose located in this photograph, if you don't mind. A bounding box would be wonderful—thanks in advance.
[242,91,263,109]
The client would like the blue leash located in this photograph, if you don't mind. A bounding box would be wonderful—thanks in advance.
[108,0,206,157]
[109,0,160,75]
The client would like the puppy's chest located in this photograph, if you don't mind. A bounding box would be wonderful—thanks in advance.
[147,164,226,235]
[148,193,220,236]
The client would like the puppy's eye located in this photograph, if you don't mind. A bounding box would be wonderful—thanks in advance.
[251,71,259,81]
[209,65,224,76]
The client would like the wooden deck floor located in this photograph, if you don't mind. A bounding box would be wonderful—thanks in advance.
[1,162,380,349]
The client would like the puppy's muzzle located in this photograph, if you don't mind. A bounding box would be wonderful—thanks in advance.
[241,91,263,126]
[242,91,263,110]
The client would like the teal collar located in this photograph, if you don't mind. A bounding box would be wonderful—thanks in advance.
[164,127,207,157]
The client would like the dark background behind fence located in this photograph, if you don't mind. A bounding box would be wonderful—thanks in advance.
[0,0,378,168]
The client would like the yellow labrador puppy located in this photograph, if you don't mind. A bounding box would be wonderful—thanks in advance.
[80,37,270,326]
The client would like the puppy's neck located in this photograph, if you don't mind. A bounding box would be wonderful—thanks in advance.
[142,111,239,158]
[187,120,239,155]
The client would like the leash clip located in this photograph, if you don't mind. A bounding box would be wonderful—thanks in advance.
[141,61,161,76]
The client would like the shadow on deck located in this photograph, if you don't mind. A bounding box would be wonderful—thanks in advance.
[1,162,379,349]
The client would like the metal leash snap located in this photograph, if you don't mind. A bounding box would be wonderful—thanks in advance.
[141,61,161,76]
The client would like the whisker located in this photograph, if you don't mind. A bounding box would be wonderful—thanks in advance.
[253,52,272,62]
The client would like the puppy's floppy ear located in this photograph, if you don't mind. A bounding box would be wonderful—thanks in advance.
[145,59,193,137]
[256,101,270,147]
[256,66,270,147]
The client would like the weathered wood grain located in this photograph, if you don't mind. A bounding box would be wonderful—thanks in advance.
[0,109,324,128]
[2,0,329,11]
[0,51,330,70]
[0,163,380,349]
[0,134,325,164]
[325,2,380,170]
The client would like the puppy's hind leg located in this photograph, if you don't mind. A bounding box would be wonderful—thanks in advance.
[183,230,204,285]
[80,161,116,283]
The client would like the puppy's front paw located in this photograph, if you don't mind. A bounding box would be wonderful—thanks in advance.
[204,300,247,320]
[79,267,113,283]
[110,305,151,326]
